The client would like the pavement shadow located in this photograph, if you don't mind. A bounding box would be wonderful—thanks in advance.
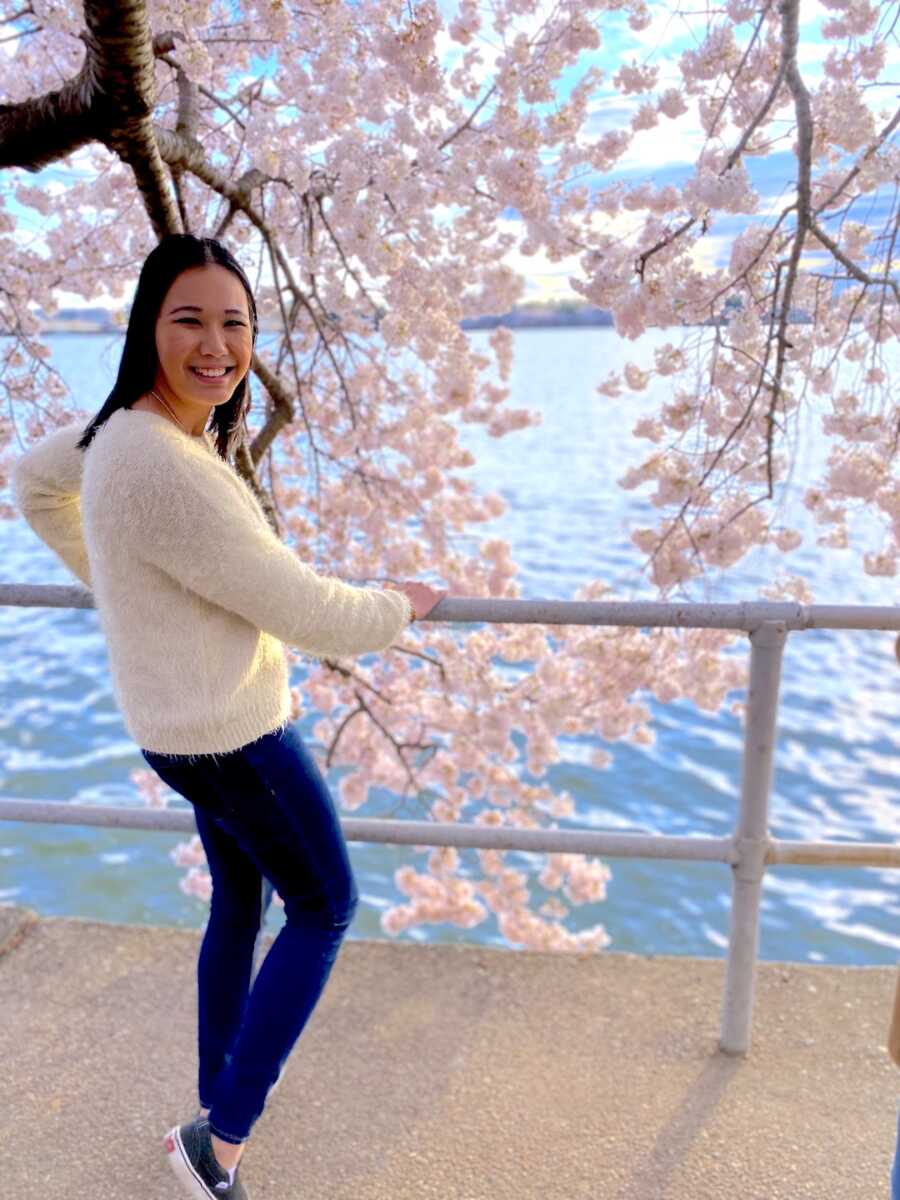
[617,1048,744,1199]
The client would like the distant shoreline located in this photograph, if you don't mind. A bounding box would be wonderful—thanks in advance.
[4,302,813,335]
[14,305,618,334]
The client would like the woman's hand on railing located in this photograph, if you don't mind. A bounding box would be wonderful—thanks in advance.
[384,580,447,622]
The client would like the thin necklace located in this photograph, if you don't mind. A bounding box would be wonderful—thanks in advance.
[149,388,206,440]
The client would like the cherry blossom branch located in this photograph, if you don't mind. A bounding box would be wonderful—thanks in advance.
[351,690,426,799]
[393,644,448,686]
[246,351,296,459]
[768,0,811,496]
[248,340,420,545]
[0,4,179,238]
[0,23,38,42]
[319,659,398,710]
[638,2,811,578]
[313,196,382,318]
[703,207,794,313]
[875,194,900,343]
[79,3,180,239]
[813,106,900,216]
[436,81,498,152]
[637,13,789,281]
[809,218,900,304]
[324,703,367,770]
[167,52,199,235]
[258,214,360,429]
[703,0,774,144]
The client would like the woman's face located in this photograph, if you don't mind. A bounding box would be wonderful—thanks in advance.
[154,264,254,409]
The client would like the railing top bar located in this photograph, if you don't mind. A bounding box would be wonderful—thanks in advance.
[1,584,899,632]
[4,800,900,870]
[0,797,736,861]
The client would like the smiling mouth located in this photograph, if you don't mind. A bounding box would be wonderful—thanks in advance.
[189,365,235,378]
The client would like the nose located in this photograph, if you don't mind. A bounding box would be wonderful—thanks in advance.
[197,325,229,356]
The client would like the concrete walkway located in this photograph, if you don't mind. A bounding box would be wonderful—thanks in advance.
[1,902,897,1199]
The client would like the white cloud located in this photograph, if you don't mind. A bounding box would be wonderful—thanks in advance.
[620,115,707,173]
[688,230,740,275]
[582,87,707,172]
[796,39,830,70]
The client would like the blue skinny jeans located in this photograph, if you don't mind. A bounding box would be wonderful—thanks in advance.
[141,721,359,1146]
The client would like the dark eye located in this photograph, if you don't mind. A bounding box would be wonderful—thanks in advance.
[175,318,245,326]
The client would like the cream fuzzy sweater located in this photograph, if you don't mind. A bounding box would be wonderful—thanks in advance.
[11,407,413,755]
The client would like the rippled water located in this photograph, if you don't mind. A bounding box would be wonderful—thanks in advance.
[1,328,898,964]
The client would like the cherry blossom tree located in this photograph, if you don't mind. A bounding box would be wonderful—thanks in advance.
[1,0,896,952]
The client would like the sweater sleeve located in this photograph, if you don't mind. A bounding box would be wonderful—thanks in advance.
[10,422,92,590]
[129,440,414,658]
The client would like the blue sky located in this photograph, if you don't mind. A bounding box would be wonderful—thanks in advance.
[2,0,896,308]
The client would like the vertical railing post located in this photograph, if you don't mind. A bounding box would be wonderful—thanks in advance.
[719,620,787,1055]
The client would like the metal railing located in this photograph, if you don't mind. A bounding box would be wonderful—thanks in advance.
[2,582,899,1056]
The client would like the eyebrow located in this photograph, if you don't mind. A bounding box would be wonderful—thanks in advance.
[169,305,247,316]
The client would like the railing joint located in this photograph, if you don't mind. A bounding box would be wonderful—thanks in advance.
[730,835,770,883]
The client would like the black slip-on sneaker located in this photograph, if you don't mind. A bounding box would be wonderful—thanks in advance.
[164,1114,249,1199]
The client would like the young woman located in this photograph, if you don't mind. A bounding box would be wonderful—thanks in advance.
[12,233,446,1200]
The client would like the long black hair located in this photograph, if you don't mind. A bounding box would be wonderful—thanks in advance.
[75,234,259,462]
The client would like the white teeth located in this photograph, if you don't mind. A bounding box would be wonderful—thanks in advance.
[191,366,230,377]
